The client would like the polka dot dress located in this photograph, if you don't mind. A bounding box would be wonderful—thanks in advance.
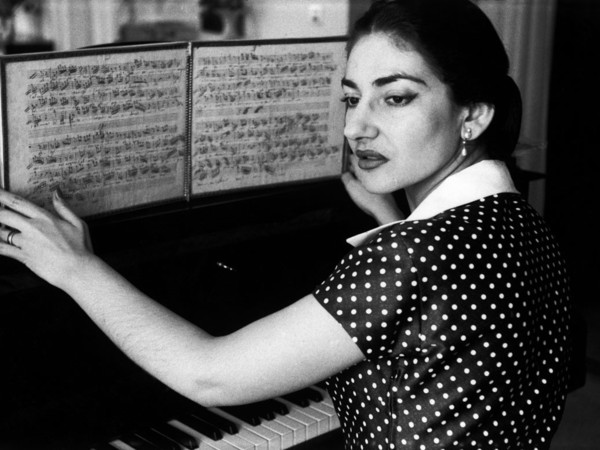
[313,193,571,449]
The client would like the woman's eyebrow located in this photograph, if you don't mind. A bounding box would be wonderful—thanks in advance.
[341,77,358,89]
[374,73,427,87]
[341,73,427,89]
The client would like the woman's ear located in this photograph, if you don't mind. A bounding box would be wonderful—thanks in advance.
[463,102,495,139]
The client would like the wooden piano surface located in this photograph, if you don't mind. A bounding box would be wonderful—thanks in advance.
[0,181,370,449]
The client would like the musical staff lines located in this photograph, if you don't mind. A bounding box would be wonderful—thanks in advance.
[1,39,346,217]
[6,49,189,216]
[190,43,346,194]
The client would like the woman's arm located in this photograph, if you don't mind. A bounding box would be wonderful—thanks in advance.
[0,189,364,406]
[59,258,362,406]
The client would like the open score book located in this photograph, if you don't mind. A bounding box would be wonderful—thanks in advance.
[0,37,347,217]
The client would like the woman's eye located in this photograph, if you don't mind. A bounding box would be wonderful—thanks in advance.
[341,96,360,107]
[386,94,415,106]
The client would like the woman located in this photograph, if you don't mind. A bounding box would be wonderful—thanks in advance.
[0,0,571,448]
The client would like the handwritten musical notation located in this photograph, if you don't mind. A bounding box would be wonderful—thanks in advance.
[1,40,346,217]
[6,48,189,216]
[190,43,346,194]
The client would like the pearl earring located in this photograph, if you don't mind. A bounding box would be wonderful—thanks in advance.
[461,128,472,157]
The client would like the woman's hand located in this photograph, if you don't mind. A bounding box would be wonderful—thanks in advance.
[341,170,405,225]
[0,189,94,288]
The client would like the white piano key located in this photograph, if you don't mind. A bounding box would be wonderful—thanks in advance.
[209,407,273,450]
[219,433,257,450]
[277,398,330,435]
[274,401,318,441]
[259,417,295,449]
[310,401,339,430]
[169,419,241,450]
[94,386,341,450]
[106,441,133,450]
[310,387,341,429]
[269,414,306,446]
[108,435,176,450]
[311,386,334,407]
[307,397,339,429]
[91,444,120,450]
[300,405,330,435]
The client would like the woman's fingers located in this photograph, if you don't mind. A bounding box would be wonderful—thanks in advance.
[0,207,34,245]
[341,170,369,203]
[340,171,355,186]
[0,237,23,260]
[346,152,359,175]
[0,188,87,253]
[0,189,93,287]
[340,171,404,224]
[0,189,52,245]
[0,227,21,247]
[0,188,47,220]
[52,192,94,252]
[0,188,85,236]
[52,190,79,226]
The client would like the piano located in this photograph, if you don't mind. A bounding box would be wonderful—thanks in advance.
[0,180,375,450]
[91,385,342,450]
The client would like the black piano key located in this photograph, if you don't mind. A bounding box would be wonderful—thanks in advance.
[220,404,262,426]
[151,423,198,450]
[305,387,324,402]
[219,398,290,426]
[190,406,238,435]
[282,388,316,407]
[133,428,181,450]
[258,398,289,417]
[118,433,161,450]
[281,392,308,407]
[175,414,224,440]
[316,380,329,391]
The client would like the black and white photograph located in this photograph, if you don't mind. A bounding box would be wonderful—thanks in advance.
[0,1,598,449]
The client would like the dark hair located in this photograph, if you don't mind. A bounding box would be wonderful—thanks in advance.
[348,0,522,161]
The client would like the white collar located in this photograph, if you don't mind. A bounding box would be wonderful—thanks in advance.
[347,159,519,247]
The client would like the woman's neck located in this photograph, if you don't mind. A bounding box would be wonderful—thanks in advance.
[405,147,490,212]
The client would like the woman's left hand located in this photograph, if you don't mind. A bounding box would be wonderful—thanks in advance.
[0,188,94,288]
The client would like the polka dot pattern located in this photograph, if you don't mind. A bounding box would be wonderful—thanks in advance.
[313,194,571,449]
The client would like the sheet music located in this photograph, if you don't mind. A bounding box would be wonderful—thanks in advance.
[190,41,346,195]
[4,47,189,216]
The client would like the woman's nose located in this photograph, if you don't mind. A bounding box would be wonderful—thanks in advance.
[343,103,377,142]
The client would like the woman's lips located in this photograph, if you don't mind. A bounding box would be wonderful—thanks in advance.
[355,149,388,170]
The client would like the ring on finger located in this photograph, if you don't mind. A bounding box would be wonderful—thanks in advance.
[6,229,19,247]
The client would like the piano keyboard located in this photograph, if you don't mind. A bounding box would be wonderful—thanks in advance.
[92,386,341,450]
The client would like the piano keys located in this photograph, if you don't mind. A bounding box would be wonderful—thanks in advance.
[93,386,342,450]
[0,181,371,449]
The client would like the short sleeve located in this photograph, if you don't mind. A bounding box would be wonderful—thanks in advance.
[313,227,421,358]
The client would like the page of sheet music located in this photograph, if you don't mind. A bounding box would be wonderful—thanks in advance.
[190,41,346,195]
[3,46,189,217]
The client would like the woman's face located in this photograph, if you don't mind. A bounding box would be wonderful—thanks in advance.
[343,33,469,204]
